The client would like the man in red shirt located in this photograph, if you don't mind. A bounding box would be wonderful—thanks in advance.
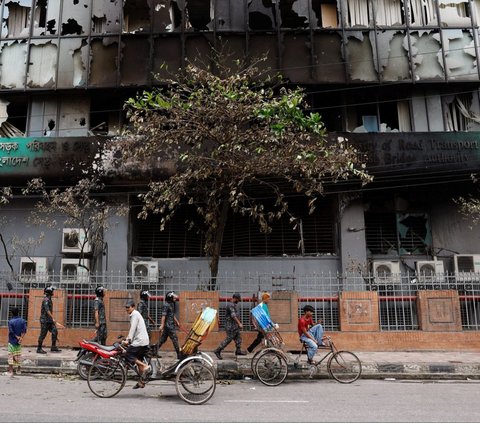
[298,305,325,364]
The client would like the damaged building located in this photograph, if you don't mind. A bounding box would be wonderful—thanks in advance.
[0,0,480,349]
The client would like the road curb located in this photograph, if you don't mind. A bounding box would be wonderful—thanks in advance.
[2,357,480,380]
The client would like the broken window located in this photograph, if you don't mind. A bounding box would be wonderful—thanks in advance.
[443,92,480,131]
[90,91,124,136]
[123,0,150,32]
[443,29,476,80]
[438,0,471,26]
[311,0,338,27]
[215,0,246,30]
[378,30,410,81]
[92,1,121,34]
[33,0,59,36]
[408,0,437,26]
[57,38,88,88]
[345,32,377,81]
[0,41,28,89]
[27,95,90,137]
[347,0,371,27]
[279,0,309,29]
[88,38,118,87]
[4,1,32,38]
[27,40,58,88]
[248,0,276,30]
[60,0,89,35]
[410,31,444,80]
[365,196,432,255]
[185,0,212,31]
[374,0,404,26]
[347,94,412,133]
[0,97,27,137]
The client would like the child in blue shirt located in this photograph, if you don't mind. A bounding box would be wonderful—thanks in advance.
[8,307,27,376]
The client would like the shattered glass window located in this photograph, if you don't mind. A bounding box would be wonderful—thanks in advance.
[397,213,431,255]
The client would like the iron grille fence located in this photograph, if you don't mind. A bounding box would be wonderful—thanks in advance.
[1,270,480,331]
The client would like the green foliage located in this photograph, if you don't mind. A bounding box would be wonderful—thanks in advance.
[112,60,372,279]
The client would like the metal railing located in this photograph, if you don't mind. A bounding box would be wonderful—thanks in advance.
[0,270,479,331]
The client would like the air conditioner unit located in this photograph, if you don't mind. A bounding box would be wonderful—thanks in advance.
[454,254,480,274]
[132,261,158,283]
[19,257,49,283]
[61,258,90,284]
[62,228,91,254]
[416,260,445,284]
[373,260,401,284]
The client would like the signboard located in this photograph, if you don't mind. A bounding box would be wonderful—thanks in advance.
[0,137,99,179]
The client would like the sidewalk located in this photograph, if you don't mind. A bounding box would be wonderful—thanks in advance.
[1,346,479,380]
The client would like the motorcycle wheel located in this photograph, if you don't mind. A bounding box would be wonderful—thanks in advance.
[77,351,95,380]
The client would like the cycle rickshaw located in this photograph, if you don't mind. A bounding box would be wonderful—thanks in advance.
[250,304,362,386]
[85,307,218,405]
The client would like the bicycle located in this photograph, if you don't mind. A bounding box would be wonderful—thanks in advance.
[251,333,362,386]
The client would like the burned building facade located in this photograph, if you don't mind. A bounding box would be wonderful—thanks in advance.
[0,0,480,341]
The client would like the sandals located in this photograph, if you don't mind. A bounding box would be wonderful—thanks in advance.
[133,381,145,389]
[141,365,151,378]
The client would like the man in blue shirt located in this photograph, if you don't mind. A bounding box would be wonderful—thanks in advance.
[7,307,27,376]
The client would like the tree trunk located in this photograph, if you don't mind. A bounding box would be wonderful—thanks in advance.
[209,200,229,290]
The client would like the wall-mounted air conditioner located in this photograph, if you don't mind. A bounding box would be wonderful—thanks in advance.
[19,257,49,283]
[373,260,401,284]
[454,254,480,274]
[416,260,445,284]
[60,258,90,283]
[62,228,91,254]
[132,261,158,283]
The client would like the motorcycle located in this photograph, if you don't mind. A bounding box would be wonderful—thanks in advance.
[76,336,162,380]
[75,339,109,380]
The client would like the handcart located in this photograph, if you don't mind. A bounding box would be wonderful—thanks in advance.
[85,307,218,405]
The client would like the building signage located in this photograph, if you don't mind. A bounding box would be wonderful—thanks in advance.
[0,137,99,179]
[330,132,480,174]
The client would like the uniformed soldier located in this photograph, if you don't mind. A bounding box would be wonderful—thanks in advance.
[93,286,107,345]
[137,290,156,338]
[213,293,247,360]
[37,286,62,354]
[157,291,181,359]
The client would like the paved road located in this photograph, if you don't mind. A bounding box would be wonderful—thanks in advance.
[1,374,480,422]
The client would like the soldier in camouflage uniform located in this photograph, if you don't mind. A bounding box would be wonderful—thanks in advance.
[157,291,181,359]
[93,286,107,345]
[138,290,156,338]
[214,293,247,360]
[37,286,62,354]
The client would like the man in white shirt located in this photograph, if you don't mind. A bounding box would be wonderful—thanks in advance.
[123,299,150,389]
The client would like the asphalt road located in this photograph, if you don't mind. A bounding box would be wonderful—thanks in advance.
[1,374,480,422]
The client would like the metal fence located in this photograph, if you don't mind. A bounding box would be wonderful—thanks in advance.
[1,270,479,331]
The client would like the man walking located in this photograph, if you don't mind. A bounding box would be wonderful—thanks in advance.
[157,291,181,359]
[93,286,107,345]
[214,293,247,360]
[37,286,62,354]
[138,290,156,338]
